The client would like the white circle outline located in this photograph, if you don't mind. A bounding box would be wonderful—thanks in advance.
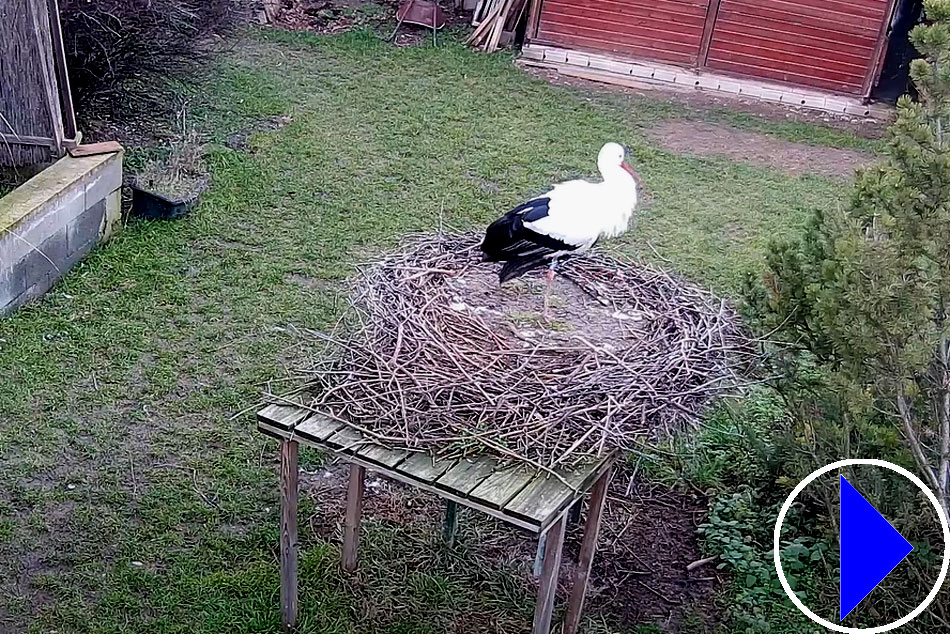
[773,458,950,633]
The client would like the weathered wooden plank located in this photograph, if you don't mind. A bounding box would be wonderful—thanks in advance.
[564,468,613,634]
[356,443,410,469]
[259,422,546,531]
[504,464,599,526]
[257,404,311,430]
[46,0,76,142]
[325,425,368,453]
[397,452,458,483]
[469,464,536,508]
[436,456,499,495]
[293,414,346,443]
[279,439,299,629]
[67,141,123,157]
[347,452,542,531]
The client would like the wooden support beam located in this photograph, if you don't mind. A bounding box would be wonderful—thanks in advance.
[442,500,459,546]
[342,464,365,572]
[46,0,77,142]
[524,0,543,41]
[696,0,723,68]
[563,468,612,634]
[864,0,901,99]
[532,516,565,634]
[0,133,58,148]
[279,440,299,631]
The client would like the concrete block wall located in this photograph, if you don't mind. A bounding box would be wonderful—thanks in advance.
[0,151,123,316]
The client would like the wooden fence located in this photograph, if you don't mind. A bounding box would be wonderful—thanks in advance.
[0,0,77,167]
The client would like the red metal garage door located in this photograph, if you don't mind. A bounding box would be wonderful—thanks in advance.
[534,0,713,66]
[703,0,892,94]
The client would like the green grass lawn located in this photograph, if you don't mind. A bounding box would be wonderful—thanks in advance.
[0,28,871,634]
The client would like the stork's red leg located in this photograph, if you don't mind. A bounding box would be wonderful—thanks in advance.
[543,262,556,319]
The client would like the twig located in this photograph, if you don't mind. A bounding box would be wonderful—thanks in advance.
[686,555,717,572]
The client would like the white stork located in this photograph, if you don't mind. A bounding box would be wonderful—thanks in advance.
[480,142,642,308]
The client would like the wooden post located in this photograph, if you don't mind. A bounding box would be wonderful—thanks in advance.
[696,0,723,68]
[342,464,365,572]
[568,499,583,526]
[46,0,77,144]
[532,516,566,634]
[863,0,901,99]
[524,0,543,41]
[563,468,612,634]
[442,500,459,546]
[532,530,547,578]
[279,439,299,631]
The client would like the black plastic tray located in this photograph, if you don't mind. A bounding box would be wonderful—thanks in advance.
[130,184,198,220]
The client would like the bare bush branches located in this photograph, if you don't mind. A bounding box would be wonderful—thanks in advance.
[60,0,242,120]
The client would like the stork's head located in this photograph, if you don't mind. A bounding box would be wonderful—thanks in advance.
[598,142,642,188]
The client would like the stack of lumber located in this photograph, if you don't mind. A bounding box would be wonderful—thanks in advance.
[256,0,280,24]
[466,0,528,52]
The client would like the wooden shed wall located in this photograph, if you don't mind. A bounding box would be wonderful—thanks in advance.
[705,0,893,94]
[531,0,895,96]
[534,0,713,66]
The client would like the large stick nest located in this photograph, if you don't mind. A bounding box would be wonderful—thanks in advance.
[290,233,756,469]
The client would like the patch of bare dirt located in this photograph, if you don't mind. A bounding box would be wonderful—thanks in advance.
[226,114,294,151]
[648,120,876,180]
[302,461,719,632]
[285,273,336,291]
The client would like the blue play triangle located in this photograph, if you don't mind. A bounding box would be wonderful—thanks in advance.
[839,475,914,620]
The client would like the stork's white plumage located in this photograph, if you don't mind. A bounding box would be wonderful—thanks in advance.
[480,142,641,283]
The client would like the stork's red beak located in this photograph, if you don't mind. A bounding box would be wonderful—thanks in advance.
[622,162,642,187]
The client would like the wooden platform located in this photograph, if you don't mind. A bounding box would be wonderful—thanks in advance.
[258,403,615,533]
[258,402,617,634]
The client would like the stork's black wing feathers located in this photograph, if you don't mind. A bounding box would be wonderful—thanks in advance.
[481,197,575,260]
[480,196,581,283]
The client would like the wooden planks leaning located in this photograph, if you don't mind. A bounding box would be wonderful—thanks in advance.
[467,0,528,52]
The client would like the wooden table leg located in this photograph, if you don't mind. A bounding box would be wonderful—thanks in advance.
[442,500,459,546]
[568,499,583,526]
[532,515,566,634]
[342,463,365,572]
[280,439,299,631]
[563,468,612,634]
[532,530,547,578]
